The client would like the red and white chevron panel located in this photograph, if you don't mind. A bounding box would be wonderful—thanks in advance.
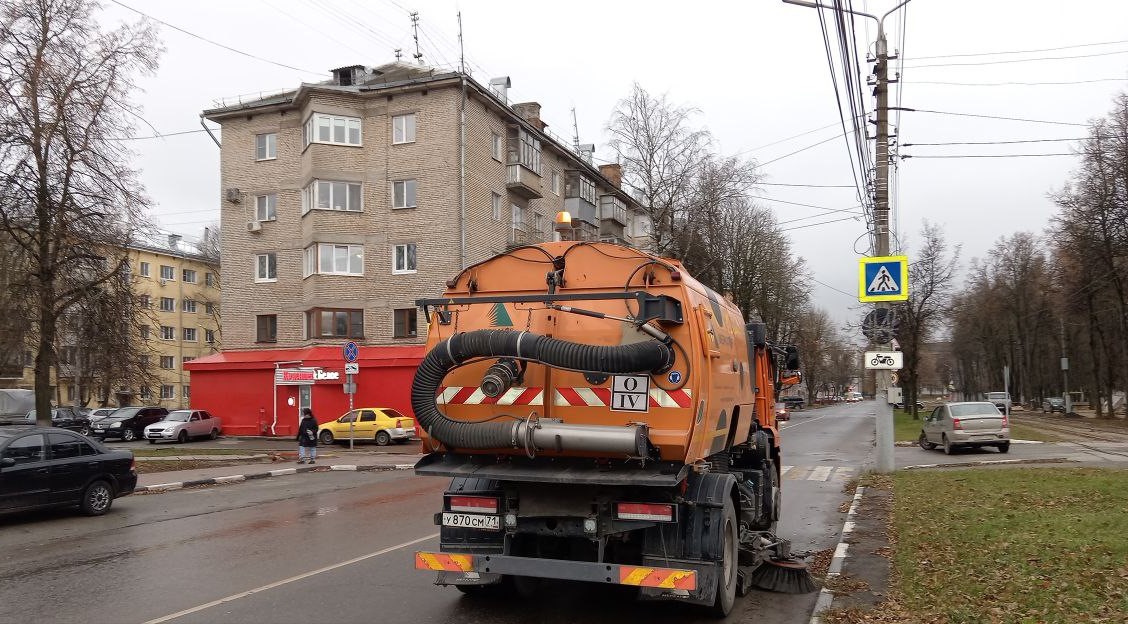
[437,386,544,406]
[553,387,693,408]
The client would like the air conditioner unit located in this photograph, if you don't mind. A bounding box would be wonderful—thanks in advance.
[225,188,242,203]
[159,278,167,286]
[247,221,262,233]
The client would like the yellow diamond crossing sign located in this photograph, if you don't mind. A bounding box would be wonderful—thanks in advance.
[859,256,908,302]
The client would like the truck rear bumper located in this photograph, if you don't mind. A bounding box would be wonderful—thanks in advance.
[416,551,701,592]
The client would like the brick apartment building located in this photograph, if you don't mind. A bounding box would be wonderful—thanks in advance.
[190,61,649,434]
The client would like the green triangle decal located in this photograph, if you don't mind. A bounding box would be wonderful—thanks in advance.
[489,303,513,327]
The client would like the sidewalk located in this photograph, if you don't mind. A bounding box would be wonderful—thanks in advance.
[134,450,423,492]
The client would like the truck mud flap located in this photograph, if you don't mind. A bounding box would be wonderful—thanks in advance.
[415,453,689,487]
[415,552,700,592]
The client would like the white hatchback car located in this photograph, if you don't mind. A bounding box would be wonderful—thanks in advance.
[144,410,222,444]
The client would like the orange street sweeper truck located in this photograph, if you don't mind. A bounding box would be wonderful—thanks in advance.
[411,240,810,616]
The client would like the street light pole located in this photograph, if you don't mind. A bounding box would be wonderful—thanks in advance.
[783,0,910,473]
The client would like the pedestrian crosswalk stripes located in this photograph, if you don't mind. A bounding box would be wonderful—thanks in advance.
[780,465,857,482]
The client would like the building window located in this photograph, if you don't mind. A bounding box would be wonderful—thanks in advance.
[566,172,598,205]
[301,179,362,214]
[303,113,361,147]
[139,294,150,308]
[183,327,197,342]
[393,308,417,338]
[491,132,503,161]
[508,127,541,174]
[305,308,364,339]
[303,243,363,276]
[392,179,417,209]
[491,192,501,221]
[393,243,417,274]
[160,265,174,280]
[160,385,175,400]
[182,299,197,313]
[255,194,277,221]
[255,253,277,282]
[160,326,175,340]
[205,272,216,287]
[511,204,524,241]
[183,269,197,283]
[160,356,175,369]
[552,170,561,195]
[140,325,150,340]
[256,314,277,343]
[140,386,152,401]
[392,113,416,144]
[183,385,191,400]
[183,356,196,365]
[534,213,544,238]
[205,329,216,344]
[255,133,277,160]
[205,302,216,315]
[139,261,150,277]
[159,297,175,312]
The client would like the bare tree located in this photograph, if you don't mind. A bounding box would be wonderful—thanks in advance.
[0,0,160,423]
[896,222,960,418]
[607,83,710,255]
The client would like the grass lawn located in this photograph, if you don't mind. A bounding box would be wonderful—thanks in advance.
[893,468,1128,623]
[131,447,266,457]
[893,409,1060,443]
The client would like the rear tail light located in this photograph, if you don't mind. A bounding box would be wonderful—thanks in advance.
[615,502,676,522]
[129,458,136,472]
[1001,414,1009,428]
[952,418,963,430]
[448,495,499,514]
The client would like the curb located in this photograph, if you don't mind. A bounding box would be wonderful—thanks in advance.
[136,462,416,493]
[809,485,865,624]
[901,457,1075,470]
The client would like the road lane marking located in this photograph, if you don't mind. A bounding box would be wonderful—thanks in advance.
[143,532,439,624]
[781,413,835,429]
[809,466,832,481]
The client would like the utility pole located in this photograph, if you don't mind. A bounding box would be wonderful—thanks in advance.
[1060,319,1071,412]
[784,0,910,473]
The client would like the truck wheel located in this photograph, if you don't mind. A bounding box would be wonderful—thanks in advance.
[749,460,779,532]
[710,496,738,617]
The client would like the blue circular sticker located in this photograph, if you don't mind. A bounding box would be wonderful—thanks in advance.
[667,370,683,384]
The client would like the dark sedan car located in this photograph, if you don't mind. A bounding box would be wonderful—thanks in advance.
[22,407,93,436]
[91,406,169,441]
[0,427,137,516]
[1041,397,1066,413]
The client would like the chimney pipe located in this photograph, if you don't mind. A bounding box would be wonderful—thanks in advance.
[599,163,622,188]
[579,143,595,164]
[513,102,547,131]
[168,234,182,250]
[489,76,511,104]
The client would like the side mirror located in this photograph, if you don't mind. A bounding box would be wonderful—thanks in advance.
[1,457,15,468]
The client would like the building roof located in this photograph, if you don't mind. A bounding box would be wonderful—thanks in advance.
[184,346,425,371]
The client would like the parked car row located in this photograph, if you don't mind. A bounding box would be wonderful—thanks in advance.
[0,426,137,517]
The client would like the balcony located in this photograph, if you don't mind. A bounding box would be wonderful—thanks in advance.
[564,196,597,226]
[507,225,545,248]
[599,195,628,226]
[506,164,542,200]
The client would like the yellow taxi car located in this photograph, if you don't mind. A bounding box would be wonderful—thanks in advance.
[317,408,416,446]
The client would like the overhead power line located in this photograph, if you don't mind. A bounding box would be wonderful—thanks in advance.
[756,131,850,167]
[901,153,1076,159]
[756,181,857,188]
[108,0,321,75]
[906,38,1128,61]
[779,214,863,232]
[108,129,212,141]
[903,137,1091,147]
[904,47,1128,69]
[892,107,1088,127]
[910,78,1128,87]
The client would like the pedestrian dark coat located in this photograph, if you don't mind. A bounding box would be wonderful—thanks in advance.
[297,415,319,448]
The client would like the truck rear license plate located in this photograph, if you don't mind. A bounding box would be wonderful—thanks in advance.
[442,512,500,531]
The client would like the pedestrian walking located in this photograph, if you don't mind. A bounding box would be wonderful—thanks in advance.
[297,408,319,464]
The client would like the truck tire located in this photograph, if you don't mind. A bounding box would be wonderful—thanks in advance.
[710,496,739,617]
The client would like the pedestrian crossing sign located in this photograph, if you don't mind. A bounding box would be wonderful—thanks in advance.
[859,256,909,302]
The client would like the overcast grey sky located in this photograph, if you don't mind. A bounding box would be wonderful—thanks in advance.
[100,0,1128,326]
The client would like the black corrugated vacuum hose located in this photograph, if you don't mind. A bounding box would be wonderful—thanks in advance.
[411,329,674,449]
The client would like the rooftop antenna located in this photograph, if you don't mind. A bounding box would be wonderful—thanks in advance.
[394,48,403,61]
[571,107,580,151]
[410,12,423,64]
[457,11,465,74]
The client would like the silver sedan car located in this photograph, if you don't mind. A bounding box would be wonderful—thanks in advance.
[143,410,222,444]
[918,402,1010,455]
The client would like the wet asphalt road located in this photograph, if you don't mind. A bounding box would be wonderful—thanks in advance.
[0,402,877,624]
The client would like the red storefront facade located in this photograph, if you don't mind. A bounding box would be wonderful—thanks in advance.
[184,346,424,436]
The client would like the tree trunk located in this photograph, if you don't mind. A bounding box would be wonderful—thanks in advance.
[34,289,55,427]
